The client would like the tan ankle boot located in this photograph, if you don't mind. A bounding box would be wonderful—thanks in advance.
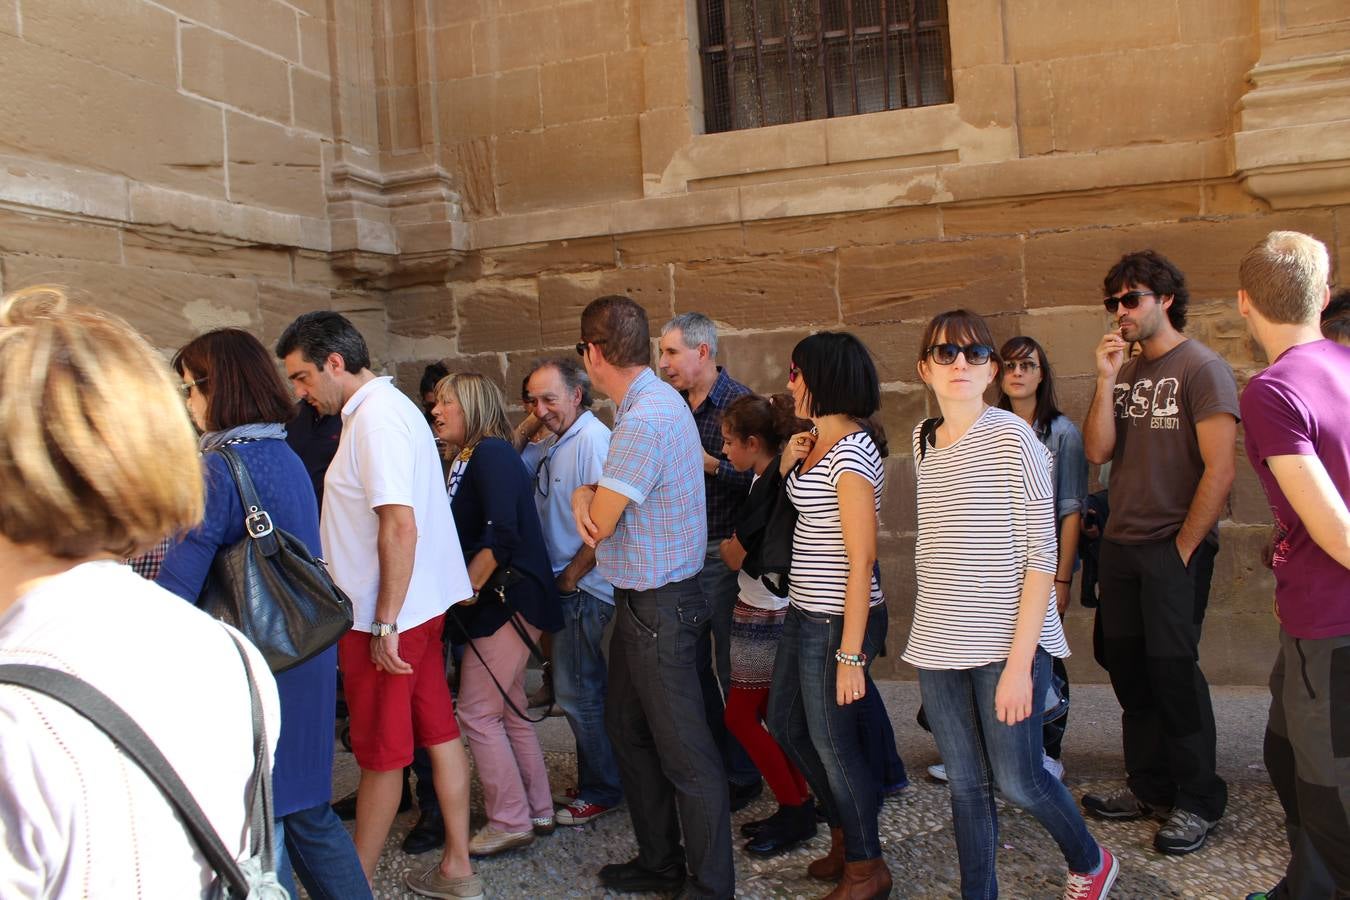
[823,857,892,899]
[807,827,845,881]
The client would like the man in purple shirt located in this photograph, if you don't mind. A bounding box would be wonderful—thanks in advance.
[1236,231,1350,900]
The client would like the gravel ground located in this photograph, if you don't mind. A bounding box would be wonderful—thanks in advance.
[332,679,1285,900]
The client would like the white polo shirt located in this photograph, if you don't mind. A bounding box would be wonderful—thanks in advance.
[321,376,471,632]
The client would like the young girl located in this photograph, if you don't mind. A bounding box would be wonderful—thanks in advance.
[997,335,1088,779]
[905,310,1117,900]
[718,393,817,857]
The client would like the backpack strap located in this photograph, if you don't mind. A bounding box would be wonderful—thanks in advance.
[0,630,274,898]
[918,416,943,462]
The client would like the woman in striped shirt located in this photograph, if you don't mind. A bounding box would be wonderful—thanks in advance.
[765,332,892,900]
[904,310,1117,900]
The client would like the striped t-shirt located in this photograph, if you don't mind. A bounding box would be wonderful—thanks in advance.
[902,406,1070,670]
[785,430,886,615]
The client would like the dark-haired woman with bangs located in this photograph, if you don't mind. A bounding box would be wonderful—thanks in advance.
[158,328,370,900]
[905,310,1115,899]
[766,331,893,899]
[996,335,1087,780]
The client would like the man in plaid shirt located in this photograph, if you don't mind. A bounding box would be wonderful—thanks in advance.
[658,313,761,807]
[572,296,732,898]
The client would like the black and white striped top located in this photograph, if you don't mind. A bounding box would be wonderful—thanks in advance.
[785,430,886,615]
[902,406,1070,670]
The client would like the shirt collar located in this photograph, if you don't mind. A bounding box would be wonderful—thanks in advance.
[546,409,596,454]
[686,366,736,414]
[341,376,392,422]
[617,368,656,423]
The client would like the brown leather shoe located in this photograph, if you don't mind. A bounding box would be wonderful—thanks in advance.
[823,857,892,900]
[807,827,845,881]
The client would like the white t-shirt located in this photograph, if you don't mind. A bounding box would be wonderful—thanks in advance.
[0,561,280,899]
[785,431,887,614]
[321,377,472,632]
[903,406,1070,670]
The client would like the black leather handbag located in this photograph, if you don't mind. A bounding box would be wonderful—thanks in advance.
[198,445,354,673]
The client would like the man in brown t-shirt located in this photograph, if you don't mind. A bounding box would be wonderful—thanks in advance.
[1081,250,1239,857]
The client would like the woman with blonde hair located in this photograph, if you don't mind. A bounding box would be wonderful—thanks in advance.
[0,287,281,897]
[431,372,562,857]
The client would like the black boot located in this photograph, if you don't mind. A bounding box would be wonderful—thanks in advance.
[745,800,818,857]
[401,805,445,855]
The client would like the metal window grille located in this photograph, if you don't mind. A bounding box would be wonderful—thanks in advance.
[697,0,953,134]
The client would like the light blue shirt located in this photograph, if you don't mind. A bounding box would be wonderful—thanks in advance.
[597,368,707,591]
[521,410,615,603]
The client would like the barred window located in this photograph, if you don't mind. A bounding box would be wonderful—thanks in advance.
[697,0,953,134]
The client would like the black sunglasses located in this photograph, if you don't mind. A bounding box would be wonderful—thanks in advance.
[575,339,606,357]
[534,452,551,498]
[1103,290,1156,314]
[925,343,995,366]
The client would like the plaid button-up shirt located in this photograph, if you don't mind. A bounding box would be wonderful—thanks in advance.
[597,368,707,591]
[687,367,753,541]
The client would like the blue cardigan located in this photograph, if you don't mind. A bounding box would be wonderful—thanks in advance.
[157,439,336,818]
[447,438,562,641]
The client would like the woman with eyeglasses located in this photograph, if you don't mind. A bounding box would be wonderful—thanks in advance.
[905,310,1117,899]
[429,372,562,858]
[767,332,893,899]
[156,328,370,900]
[997,335,1088,781]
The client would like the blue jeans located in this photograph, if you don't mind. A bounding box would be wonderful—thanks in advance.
[275,802,371,900]
[858,687,908,794]
[554,588,623,806]
[606,578,733,899]
[698,543,761,787]
[920,649,1101,899]
[767,604,886,862]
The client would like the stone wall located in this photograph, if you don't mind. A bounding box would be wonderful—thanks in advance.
[2,0,1347,684]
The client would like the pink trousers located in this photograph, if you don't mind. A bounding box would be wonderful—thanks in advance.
[456,618,553,832]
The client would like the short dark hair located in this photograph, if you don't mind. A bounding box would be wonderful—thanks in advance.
[275,310,371,373]
[917,309,1001,376]
[1103,250,1189,331]
[1324,288,1350,344]
[995,335,1064,433]
[174,328,294,431]
[722,393,808,455]
[580,295,651,368]
[528,357,593,408]
[791,331,881,420]
[420,362,449,396]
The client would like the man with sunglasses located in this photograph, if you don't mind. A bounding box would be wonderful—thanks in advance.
[1081,250,1239,856]
[518,357,623,828]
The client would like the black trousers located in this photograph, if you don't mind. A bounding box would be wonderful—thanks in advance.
[1265,630,1350,898]
[1098,537,1227,821]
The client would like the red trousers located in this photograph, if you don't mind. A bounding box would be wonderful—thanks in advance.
[724,686,809,807]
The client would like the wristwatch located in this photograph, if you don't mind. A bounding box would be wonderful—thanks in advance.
[371,621,397,638]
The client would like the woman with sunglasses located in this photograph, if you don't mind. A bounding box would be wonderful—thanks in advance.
[906,311,1117,900]
[767,332,892,899]
[997,335,1087,780]
[430,372,561,858]
[157,328,370,900]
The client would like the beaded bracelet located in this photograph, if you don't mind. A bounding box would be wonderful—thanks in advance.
[834,649,867,667]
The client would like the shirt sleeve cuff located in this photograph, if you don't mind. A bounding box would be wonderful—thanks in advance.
[598,475,645,504]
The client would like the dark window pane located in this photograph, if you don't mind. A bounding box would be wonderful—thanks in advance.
[699,0,950,132]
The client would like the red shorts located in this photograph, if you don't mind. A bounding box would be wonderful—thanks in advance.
[338,614,460,771]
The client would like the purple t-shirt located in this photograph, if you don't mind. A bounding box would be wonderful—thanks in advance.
[1241,339,1350,639]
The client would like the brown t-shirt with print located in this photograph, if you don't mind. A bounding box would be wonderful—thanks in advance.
[1104,338,1240,545]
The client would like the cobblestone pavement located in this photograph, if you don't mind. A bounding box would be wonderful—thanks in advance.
[336,680,1285,900]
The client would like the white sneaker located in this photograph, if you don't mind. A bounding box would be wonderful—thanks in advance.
[927,763,948,783]
[1042,753,1065,781]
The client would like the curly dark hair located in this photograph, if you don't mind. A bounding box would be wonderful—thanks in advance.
[1103,250,1189,332]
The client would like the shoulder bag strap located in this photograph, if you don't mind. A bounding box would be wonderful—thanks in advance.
[0,661,256,897]
[212,445,281,556]
[442,612,550,724]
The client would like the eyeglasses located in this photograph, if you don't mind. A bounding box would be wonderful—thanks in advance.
[925,343,995,366]
[788,364,800,382]
[179,377,207,398]
[1004,359,1040,374]
[1103,290,1156,314]
[575,339,606,357]
[534,452,552,498]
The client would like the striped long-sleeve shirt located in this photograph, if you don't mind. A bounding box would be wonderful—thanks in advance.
[902,406,1070,670]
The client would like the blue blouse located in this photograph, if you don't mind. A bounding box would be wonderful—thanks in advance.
[158,438,336,818]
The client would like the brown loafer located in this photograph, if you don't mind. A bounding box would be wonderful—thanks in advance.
[468,825,535,857]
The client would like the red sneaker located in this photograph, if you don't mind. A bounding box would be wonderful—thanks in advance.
[555,798,616,826]
[1063,846,1119,899]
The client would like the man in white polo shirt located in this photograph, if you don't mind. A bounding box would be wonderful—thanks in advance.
[276,312,479,900]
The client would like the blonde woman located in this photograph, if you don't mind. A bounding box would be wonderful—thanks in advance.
[431,373,563,856]
[0,287,281,896]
